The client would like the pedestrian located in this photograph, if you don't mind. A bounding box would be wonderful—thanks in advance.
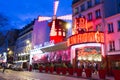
[29,64,32,71]
[2,62,7,73]
[77,61,81,68]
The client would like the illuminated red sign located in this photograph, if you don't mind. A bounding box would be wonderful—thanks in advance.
[67,31,104,46]
[75,17,87,30]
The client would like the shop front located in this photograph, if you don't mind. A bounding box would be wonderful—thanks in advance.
[30,41,70,70]
[67,31,105,68]
[106,54,120,75]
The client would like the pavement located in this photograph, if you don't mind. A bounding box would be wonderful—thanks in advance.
[0,69,114,80]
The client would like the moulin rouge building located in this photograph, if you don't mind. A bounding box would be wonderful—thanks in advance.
[29,0,120,75]
[30,16,105,68]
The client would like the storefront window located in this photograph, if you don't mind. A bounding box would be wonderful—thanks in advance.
[76,46,102,61]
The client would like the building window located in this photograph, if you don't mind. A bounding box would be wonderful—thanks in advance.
[87,0,92,8]
[88,12,92,21]
[119,39,120,50]
[109,41,115,51]
[96,24,102,31]
[81,4,85,11]
[58,31,62,36]
[108,23,114,33]
[63,32,65,36]
[74,7,79,14]
[95,0,100,5]
[118,21,120,31]
[95,9,101,19]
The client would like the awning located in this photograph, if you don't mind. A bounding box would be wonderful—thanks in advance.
[40,41,68,52]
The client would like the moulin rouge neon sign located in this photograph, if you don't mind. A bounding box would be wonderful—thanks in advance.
[67,31,104,46]
[68,17,104,47]
[76,17,87,29]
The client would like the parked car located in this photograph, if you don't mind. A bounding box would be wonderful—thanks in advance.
[11,62,28,71]
[6,63,13,69]
[11,64,17,70]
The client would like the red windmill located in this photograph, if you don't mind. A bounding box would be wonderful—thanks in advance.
[38,0,72,43]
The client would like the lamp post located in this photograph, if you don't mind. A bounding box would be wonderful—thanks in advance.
[7,48,14,63]
[26,40,31,61]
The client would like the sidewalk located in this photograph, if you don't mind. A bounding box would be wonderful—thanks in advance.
[31,70,114,80]
[0,69,114,80]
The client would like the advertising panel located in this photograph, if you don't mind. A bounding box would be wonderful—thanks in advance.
[76,46,102,61]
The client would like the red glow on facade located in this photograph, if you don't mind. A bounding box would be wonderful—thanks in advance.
[50,36,65,43]
[67,31,104,46]
[75,17,87,30]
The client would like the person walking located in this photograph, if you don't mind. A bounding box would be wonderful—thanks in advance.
[2,62,7,73]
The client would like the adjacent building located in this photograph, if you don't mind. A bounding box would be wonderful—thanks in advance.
[14,20,34,65]
[0,29,19,63]
[105,13,120,74]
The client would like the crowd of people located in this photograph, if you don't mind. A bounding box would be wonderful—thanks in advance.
[77,61,100,74]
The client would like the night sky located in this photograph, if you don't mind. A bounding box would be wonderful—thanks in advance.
[0,0,72,30]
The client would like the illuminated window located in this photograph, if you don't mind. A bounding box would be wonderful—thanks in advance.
[58,31,61,36]
[118,21,120,31]
[88,12,92,21]
[81,4,85,11]
[74,7,79,14]
[108,23,114,33]
[95,9,101,19]
[87,0,92,8]
[95,0,100,5]
[109,41,115,51]
[63,32,65,36]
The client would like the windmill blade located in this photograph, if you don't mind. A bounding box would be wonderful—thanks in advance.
[38,16,51,22]
[54,0,59,16]
[58,14,72,20]
[50,20,56,36]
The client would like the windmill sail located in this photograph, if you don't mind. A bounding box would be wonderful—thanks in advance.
[37,0,72,43]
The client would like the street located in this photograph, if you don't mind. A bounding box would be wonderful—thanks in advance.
[0,69,114,80]
[0,69,87,80]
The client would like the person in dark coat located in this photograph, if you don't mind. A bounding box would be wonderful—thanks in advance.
[2,62,7,73]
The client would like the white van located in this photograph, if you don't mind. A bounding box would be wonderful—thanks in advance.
[12,62,28,71]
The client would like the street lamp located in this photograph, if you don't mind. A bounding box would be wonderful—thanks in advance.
[66,23,71,30]
[26,40,30,44]
[7,48,10,51]
[26,40,31,53]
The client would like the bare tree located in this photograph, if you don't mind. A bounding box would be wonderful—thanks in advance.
[0,32,5,46]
